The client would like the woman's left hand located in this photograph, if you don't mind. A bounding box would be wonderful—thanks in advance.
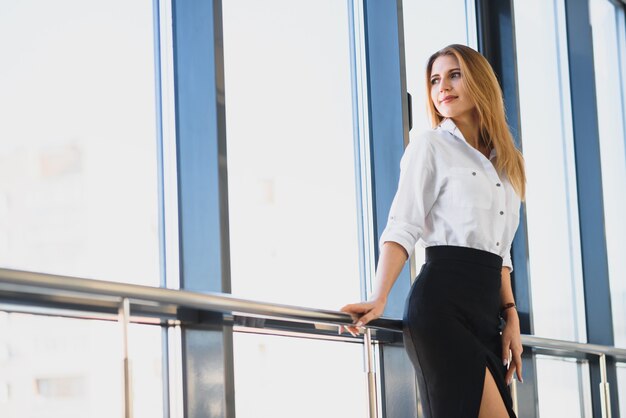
[501,309,523,385]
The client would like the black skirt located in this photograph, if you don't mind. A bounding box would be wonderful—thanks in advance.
[403,245,516,418]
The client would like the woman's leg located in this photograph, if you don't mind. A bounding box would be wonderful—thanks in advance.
[478,367,509,418]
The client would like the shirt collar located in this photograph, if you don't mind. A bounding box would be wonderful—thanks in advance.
[436,118,497,160]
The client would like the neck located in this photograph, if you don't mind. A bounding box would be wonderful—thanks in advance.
[451,113,480,149]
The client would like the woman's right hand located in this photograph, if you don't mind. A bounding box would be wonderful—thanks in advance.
[338,298,386,336]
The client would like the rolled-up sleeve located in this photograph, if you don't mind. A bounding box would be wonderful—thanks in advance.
[379,135,439,258]
[502,245,513,272]
[502,210,520,272]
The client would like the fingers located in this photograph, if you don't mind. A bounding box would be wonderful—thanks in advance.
[338,325,358,337]
[504,347,524,385]
[358,311,379,328]
[338,324,362,337]
[339,301,382,337]
[501,340,511,368]
[340,302,373,314]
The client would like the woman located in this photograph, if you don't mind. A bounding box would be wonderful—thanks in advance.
[341,44,525,418]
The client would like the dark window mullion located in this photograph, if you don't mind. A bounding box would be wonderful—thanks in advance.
[476,1,539,416]
[171,1,235,417]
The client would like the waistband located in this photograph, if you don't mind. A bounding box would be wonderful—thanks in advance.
[425,245,503,270]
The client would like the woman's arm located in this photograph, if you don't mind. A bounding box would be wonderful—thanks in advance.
[339,241,408,334]
[500,266,524,384]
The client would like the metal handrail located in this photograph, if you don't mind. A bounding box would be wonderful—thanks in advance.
[2,267,626,361]
[3,267,625,418]
[0,268,401,332]
[521,335,626,359]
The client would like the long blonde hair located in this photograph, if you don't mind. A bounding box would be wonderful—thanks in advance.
[426,44,526,200]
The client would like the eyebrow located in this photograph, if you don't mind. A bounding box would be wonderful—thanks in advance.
[430,67,461,79]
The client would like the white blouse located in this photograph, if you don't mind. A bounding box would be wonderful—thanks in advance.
[379,118,522,271]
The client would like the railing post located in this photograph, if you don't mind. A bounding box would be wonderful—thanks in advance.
[363,329,379,418]
[599,354,612,418]
[118,297,133,418]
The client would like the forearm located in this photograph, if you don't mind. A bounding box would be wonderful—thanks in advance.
[370,241,409,303]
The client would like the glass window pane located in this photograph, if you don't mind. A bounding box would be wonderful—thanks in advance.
[617,363,626,417]
[403,0,475,132]
[233,333,368,418]
[223,0,360,309]
[590,0,626,348]
[0,313,163,418]
[0,0,160,286]
[401,0,475,267]
[535,356,593,418]
[513,0,587,341]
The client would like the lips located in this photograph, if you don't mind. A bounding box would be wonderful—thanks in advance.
[441,95,458,104]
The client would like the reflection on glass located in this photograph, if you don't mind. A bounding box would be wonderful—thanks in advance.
[0,313,163,418]
[590,0,626,348]
[535,356,592,418]
[0,0,160,286]
[402,0,474,268]
[222,0,360,309]
[513,0,586,341]
[233,333,368,418]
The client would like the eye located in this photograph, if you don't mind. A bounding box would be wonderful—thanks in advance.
[451,71,461,79]
[430,78,439,85]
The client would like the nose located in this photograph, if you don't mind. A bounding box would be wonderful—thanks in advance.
[439,77,451,93]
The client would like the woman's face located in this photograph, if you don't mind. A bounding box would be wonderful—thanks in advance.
[429,54,475,120]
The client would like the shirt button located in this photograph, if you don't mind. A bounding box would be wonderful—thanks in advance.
[496,242,500,246]
[500,211,504,215]
[496,183,501,187]
[472,171,476,176]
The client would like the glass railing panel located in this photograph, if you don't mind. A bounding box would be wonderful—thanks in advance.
[0,0,160,286]
[535,355,592,418]
[222,0,360,309]
[233,332,368,418]
[0,312,163,418]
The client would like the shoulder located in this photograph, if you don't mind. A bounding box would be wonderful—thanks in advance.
[399,129,441,169]
[403,129,446,158]
[407,129,440,150]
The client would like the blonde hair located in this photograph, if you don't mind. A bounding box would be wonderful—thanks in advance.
[426,44,526,200]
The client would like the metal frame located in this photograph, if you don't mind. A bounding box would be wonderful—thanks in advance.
[170,1,235,417]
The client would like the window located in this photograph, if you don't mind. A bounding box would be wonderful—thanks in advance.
[0,0,160,286]
[221,1,370,413]
[223,0,360,310]
[0,2,164,417]
[233,333,368,418]
[513,0,587,341]
[535,356,593,417]
[0,313,162,418]
[590,0,626,348]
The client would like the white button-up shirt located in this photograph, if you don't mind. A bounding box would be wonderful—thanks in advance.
[379,118,522,271]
